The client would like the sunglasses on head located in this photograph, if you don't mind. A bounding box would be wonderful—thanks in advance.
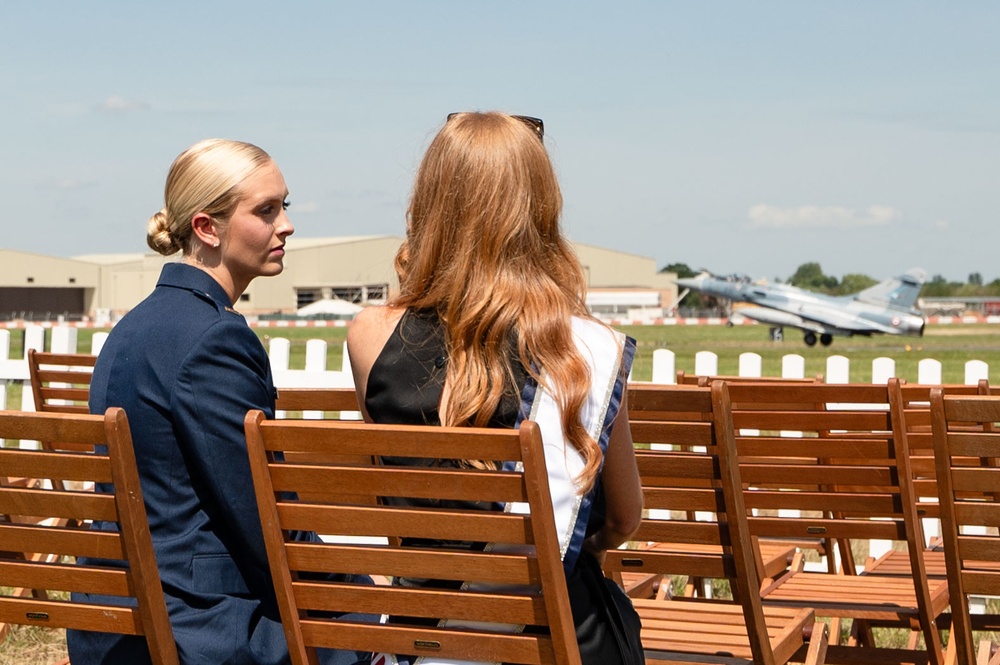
[447,112,544,140]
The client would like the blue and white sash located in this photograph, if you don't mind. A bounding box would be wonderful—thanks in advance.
[378,318,635,665]
[510,317,635,574]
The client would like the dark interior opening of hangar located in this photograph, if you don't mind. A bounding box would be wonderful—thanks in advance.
[0,287,86,320]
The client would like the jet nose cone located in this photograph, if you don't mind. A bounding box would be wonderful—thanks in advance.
[675,277,704,290]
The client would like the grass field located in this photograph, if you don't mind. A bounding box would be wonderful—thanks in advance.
[623,322,1000,384]
[10,321,997,386]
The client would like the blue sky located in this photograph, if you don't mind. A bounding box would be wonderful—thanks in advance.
[1,2,996,283]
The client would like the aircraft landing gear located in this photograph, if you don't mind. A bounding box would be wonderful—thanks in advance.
[803,332,817,347]
[820,333,833,346]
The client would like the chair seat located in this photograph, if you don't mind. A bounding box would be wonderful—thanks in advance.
[866,549,947,577]
[620,541,796,599]
[866,548,1000,579]
[762,570,950,619]
[635,599,814,663]
[647,541,796,580]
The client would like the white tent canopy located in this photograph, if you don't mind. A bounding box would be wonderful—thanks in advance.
[295,298,363,317]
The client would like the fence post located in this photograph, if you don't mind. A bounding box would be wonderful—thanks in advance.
[650,349,675,384]
[50,325,78,353]
[269,337,291,372]
[965,360,989,385]
[91,332,109,355]
[24,325,45,355]
[269,337,292,418]
[871,357,896,384]
[694,351,718,377]
[0,330,8,411]
[738,352,762,378]
[781,354,805,379]
[341,341,352,373]
[826,355,850,384]
[917,358,942,385]
[303,340,328,419]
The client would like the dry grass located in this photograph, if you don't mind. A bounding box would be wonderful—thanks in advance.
[0,625,67,665]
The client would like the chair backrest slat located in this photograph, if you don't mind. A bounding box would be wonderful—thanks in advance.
[274,387,360,413]
[245,412,581,665]
[27,350,98,415]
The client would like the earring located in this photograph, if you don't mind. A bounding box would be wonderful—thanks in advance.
[213,241,219,248]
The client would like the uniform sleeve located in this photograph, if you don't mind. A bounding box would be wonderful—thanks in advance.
[170,318,276,579]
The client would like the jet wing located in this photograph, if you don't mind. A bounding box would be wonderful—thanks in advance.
[736,307,855,336]
[740,304,915,337]
[795,303,894,334]
[737,306,898,337]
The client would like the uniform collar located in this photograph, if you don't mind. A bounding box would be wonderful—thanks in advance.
[157,262,235,307]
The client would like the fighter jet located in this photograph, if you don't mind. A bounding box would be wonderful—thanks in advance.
[675,268,927,346]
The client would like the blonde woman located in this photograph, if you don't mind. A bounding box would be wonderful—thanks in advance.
[348,112,644,665]
[69,139,371,665]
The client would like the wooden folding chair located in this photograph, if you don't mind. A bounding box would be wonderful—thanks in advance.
[0,408,177,664]
[27,350,98,415]
[244,412,581,665]
[1,349,100,644]
[722,379,950,665]
[931,391,1000,665]
[865,382,988,579]
[605,383,828,664]
[621,383,798,599]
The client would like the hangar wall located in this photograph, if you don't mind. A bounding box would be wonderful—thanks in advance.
[1,237,675,321]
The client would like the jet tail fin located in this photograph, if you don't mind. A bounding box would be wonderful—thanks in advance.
[855,268,927,311]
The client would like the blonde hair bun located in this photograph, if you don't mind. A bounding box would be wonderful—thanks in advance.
[146,208,181,255]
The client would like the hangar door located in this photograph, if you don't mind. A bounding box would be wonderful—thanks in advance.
[0,287,86,319]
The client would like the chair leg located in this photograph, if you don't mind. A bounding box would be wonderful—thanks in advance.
[827,617,842,646]
[847,618,876,648]
[804,621,829,665]
[944,627,957,665]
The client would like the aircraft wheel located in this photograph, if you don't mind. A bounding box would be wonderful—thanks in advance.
[803,332,818,346]
[820,333,833,346]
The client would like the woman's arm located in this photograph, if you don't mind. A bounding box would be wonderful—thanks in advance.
[172,319,279,571]
[585,390,643,559]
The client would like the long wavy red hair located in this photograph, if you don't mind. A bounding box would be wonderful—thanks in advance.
[393,111,603,491]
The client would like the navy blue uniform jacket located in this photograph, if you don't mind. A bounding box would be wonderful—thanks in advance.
[67,263,365,665]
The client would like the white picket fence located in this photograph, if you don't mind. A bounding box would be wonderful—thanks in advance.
[648,347,991,385]
[0,325,993,411]
[0,325,355,412]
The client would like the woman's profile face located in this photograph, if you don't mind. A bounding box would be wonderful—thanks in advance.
[218,160,293,291]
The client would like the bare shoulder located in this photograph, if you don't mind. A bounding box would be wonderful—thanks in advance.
[347,306,406,394]
[348,306,405,349]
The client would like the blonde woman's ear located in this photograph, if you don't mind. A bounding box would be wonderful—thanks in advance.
[191,212,220,248]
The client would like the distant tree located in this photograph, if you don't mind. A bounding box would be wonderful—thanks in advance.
[660,262,707,310]
[921,275,963,298]
[660,262,698,278]
[787,262,838,292]
[836,273,878,295]
[969,272,983,286]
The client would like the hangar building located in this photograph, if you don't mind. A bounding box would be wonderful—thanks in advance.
[1,238,675,323]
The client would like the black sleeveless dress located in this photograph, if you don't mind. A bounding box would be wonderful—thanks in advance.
[365,309,630,665]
